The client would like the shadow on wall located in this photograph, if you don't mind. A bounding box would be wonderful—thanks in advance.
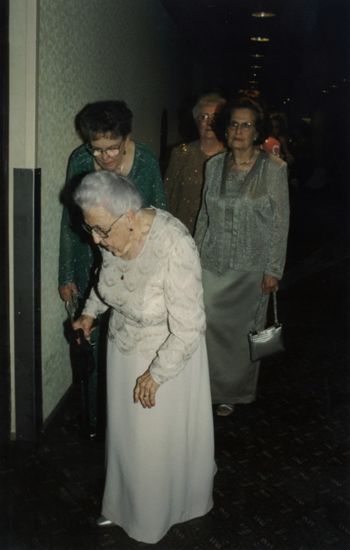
[159,94,200,176]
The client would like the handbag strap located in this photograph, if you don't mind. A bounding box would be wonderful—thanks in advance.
[253,291,279,330]
[272,291,279,324]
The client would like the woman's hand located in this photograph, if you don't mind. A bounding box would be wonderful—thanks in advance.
[262,274,279,294]
[59,282,79,302]
[72,314,95,342]
[134,369,160,409]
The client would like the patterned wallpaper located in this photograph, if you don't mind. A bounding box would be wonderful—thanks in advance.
[37,0,191,419]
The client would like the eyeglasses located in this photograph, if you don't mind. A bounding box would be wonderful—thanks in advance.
[198,113,216,122]
[82,213,125,239]
[86,141,124,158]
[228,121,255,132]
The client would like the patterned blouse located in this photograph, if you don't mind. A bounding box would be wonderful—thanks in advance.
[194,151,290,279]
[82,210,206,385]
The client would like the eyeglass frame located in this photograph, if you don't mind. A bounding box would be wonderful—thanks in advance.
[197,113,216,122]
[82,212,125,239]
[228,121,255,132]
[86,140,125,158]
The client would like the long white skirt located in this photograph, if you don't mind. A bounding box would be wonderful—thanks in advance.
[101,335,216,544]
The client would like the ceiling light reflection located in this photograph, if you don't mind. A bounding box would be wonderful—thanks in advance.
[252,11,275,18]
[250,36,270,42]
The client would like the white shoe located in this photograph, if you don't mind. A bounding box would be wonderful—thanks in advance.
[96,515,114,527]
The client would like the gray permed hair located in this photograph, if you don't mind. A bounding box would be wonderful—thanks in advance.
[192,93,226,119]
[73,171,143,216]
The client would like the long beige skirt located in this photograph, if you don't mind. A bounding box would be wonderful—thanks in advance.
[202,269,268,404]
[101,336,216,544]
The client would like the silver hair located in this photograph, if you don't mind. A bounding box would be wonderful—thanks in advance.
[192,93,226,119]
[73,171,143,216]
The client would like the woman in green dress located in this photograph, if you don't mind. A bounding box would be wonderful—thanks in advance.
[58,100,166,432]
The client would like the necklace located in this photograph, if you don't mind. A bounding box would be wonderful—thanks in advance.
[233,149,257,166]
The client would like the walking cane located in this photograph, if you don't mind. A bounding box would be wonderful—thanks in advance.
[66,298,95,438]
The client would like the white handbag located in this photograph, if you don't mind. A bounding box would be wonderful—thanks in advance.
[248,292,285,362]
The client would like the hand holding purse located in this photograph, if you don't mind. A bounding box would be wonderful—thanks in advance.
[248,291,285,362]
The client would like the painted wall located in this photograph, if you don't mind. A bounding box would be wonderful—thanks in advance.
[36,0,191,419]
[9,0,38,433]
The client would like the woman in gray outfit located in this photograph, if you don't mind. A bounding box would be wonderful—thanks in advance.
[194,97,289,416]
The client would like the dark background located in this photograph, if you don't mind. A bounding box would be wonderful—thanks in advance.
[161,0,349,115]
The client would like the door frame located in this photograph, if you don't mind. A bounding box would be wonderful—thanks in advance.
[0,0,10,447]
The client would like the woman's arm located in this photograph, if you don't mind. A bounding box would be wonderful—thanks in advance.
[193,162,211,249]
[164,145,184,215]
[82,285,110,319]
[58,148,92,295]
[148,233,206,385]
[149,157,167,209]
[58,205,80,293]
[265,161,290,279]
[133,144,167,209]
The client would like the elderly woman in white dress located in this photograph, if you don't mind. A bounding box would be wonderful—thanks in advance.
[72,171,215,544]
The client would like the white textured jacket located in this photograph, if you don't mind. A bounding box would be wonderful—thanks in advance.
[83,210,206,385]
